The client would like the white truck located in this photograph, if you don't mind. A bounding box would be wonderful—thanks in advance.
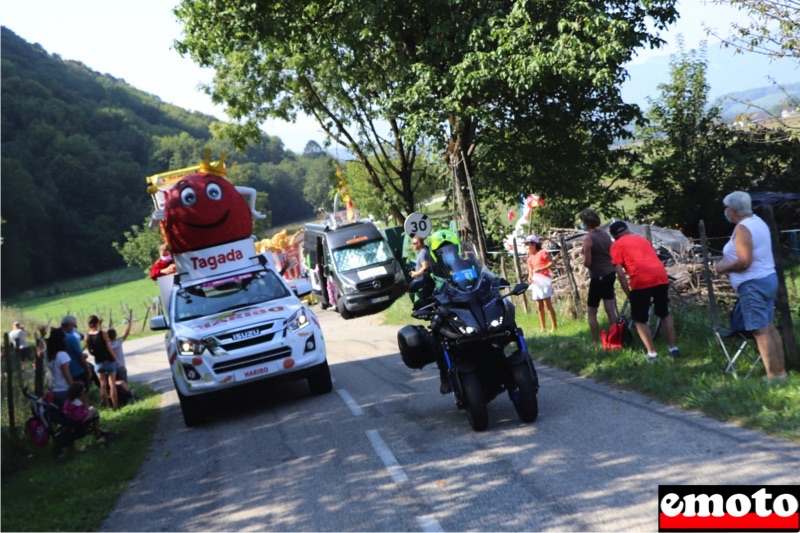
[146,158,331,427]
[150,237,331,427]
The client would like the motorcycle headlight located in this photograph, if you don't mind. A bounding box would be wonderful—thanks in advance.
[286,308,311,332]
[177,337,204,356]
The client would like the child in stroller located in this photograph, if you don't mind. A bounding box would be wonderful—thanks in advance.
[23,383,119,460]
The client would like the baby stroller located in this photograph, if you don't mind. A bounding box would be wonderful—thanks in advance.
[22,388,90,460]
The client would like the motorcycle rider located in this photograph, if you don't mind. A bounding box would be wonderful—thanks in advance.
[426,229,470,394]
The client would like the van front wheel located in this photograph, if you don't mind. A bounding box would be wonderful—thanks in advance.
[336,296,354,319]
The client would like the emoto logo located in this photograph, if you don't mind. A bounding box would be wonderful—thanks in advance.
[658,485,799,532]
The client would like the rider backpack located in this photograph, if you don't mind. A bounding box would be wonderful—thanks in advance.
[602,318,632,350]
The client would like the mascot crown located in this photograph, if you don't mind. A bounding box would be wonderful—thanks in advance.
[200,150,227,177]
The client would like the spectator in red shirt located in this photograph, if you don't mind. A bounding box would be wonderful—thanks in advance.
[150,243,177,280]
[609,221,679,361]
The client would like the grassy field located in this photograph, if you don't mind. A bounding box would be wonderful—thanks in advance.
[2,272,161,340]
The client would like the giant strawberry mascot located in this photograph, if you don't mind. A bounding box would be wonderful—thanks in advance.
[155,152,265,253]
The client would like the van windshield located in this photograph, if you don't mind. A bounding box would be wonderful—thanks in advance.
[332,239,393,272]
[174,270,290,322]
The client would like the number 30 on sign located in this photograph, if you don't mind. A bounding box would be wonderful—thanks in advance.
[404,212,431,238]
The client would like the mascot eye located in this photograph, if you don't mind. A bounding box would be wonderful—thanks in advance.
[206,183,223,201]
[180,187,197,207]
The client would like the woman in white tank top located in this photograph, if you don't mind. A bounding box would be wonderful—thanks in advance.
[716,191,786,381]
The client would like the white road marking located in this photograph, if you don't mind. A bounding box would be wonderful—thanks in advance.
[336,389,364,416]
[416,515,444,532]
[366,429,408,483]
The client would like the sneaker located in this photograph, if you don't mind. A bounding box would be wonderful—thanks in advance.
[669,348,680,359]
[645,353,658,362]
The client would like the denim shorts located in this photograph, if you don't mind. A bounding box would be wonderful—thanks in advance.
[95,361,118,375]
[734,273,777,331]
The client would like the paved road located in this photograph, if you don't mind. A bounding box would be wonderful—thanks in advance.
[102,308,799,532]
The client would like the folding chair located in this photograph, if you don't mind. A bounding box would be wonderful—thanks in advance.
[713,328,763,378]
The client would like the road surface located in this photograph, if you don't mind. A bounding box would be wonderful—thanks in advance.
[102,308,799,531]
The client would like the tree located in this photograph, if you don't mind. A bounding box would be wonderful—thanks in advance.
[112,218,165,273]
[631,42,800,236]
[709,0,800,61]
[174,0,678,259]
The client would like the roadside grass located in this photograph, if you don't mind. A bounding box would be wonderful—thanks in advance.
[1,385,161,532]
[383,291,800,443]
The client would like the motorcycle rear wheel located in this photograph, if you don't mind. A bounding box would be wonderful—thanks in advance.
[509,363,538,423]
[460,371,488,431]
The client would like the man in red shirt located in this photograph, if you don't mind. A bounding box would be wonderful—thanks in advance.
[609,221,679,361]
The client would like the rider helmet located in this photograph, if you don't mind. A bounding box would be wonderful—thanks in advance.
[427,229,460,263]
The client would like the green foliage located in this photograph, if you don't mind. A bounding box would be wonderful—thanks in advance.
[174,0,677,230]
[1,28,345,296]
[631,42,800,236]
[711,0,800,62]
[112,218,164,272]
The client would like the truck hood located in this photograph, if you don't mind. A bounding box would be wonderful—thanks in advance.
[170,296,304,340]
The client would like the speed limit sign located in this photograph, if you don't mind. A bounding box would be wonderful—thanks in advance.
[404,212,432,238]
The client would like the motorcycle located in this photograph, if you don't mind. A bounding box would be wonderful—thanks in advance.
[397,240,539,431]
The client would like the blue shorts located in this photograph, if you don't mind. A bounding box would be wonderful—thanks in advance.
[95,361,118,375]
[733,273,777,332]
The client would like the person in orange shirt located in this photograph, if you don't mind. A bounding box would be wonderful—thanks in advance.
[524,235,557,333]
[609,221,679,361]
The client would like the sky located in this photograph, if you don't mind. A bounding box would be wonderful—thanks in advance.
[2,0,798,153]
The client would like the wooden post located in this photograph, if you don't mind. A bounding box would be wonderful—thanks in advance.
[3,333,17,441]
[511,238,529,313]
[559,232,582,317]
[643,224,652,244]
[698,220,720,329]
[757,204,798,369]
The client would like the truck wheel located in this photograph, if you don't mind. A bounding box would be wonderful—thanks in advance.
[460,371,488,431]
[336,296,354,319]
[176,387,205,427]
[308,361,333,395]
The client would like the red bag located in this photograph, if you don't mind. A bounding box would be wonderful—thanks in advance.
[25,417,49,447]
[602,318,631,350]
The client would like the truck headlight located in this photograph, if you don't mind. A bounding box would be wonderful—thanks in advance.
[177,338,204,356]
[286,309,310,332]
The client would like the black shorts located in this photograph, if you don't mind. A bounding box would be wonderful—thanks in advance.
[629,283,669,324]
[587,273,616,308]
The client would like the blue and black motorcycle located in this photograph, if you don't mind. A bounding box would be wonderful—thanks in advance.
[397,233,539,431]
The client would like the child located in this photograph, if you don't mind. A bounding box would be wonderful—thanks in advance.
[63,382,119,444]
[108,315,138,404]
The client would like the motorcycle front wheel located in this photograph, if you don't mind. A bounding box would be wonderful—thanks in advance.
[508,363,538,423]
[460,371,488,431]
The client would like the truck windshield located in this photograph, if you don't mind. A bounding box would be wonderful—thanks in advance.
[332,239,393,272]
[174,270,290,322]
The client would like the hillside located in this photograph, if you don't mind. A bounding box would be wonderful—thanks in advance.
[717,82,800,120]
[0,27,331,296]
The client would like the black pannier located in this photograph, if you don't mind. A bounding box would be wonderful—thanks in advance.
[397,325,435,369]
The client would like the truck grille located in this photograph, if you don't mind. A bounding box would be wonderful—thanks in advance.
[212,346,293,373]
[206,323,280,351]
[356,275,393,293]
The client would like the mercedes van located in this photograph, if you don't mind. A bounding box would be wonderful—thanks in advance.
[303,220,406,319]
